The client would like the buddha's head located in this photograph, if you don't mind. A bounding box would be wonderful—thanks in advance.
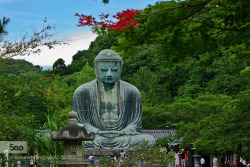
[94,49,123,85]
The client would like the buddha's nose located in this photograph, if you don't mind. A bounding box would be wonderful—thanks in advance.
[106,68,112,77]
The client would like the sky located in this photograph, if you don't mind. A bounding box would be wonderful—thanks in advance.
[0,0,160,67]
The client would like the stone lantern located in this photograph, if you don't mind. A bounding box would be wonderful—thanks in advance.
[192,148,201,167]
[51,110,95,167]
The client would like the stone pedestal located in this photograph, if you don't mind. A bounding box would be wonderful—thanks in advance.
[85,150,121,165]
[56,161,89,167]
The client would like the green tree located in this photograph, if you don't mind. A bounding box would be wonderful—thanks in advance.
[53,58,66,75]
[142,104,172,129]
[0,58,42,75]
[113,0,249,61]
[179,89,250,159]
[129,67,171,105]
[0,114,35,141]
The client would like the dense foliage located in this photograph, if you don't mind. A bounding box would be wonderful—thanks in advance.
[0,0,249,160]
[101,146,175,167]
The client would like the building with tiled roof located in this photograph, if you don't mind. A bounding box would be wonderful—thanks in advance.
[142,129,176,140]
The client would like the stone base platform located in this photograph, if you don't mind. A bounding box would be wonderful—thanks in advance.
[56,161,89,167]
[85,149,122,165]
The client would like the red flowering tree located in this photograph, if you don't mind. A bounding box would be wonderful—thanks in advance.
[75,9,142,31]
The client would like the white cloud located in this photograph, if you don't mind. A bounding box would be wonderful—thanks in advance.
[14,31,97,66]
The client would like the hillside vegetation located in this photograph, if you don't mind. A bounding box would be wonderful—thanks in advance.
[0,0,249,158]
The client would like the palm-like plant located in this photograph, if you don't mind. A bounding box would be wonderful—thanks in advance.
[0,16,10,42]
[33,114,63,166]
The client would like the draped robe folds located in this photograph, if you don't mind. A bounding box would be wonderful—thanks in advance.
[72,79,155,149]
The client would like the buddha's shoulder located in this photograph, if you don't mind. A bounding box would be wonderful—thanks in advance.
[74,80,96,94]
[120,80,140,93]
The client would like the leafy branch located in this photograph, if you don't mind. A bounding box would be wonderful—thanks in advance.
[189,20,241,31]
[138,0,212,22]
[0,18,66,63]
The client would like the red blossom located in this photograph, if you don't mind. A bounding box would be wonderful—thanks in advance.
[75,9,143,31]
[99,13,110,20]
[133,23,140,28]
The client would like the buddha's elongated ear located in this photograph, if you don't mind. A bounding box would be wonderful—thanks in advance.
[94,62,98,78]
[117,61,122,79]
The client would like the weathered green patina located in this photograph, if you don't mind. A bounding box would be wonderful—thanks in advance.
[72,49,155,150]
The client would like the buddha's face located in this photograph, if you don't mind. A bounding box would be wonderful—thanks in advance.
[96,61,121,84]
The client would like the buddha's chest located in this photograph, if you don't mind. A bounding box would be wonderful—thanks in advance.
[99,88,119,120]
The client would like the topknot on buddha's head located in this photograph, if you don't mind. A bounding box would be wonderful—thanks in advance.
[94,49,123,66]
